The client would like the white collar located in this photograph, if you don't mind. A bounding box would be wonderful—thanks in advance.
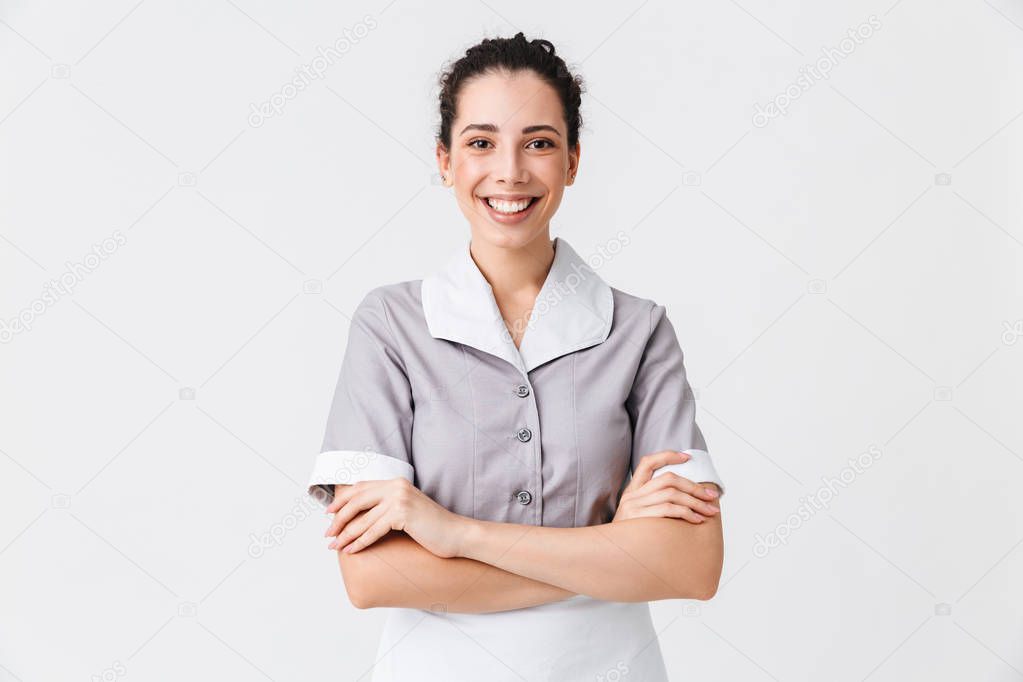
[421,236,614,375]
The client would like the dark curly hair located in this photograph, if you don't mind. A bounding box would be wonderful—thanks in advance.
[436,32,585,151]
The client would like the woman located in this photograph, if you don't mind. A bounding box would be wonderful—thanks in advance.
[307,32,726,682]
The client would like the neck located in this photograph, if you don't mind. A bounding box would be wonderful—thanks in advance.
[468,233,555,300]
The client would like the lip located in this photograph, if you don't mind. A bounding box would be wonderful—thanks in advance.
[480,194,539,201]
[478,195,541,225]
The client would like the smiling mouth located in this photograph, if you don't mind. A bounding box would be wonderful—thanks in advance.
[478,196,540,215]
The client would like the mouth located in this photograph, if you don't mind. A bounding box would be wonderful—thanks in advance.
[477,195,542,224]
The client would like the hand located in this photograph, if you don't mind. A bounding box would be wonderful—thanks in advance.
[613,450,721,524]
[324,478,470,558]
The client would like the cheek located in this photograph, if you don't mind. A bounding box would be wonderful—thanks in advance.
[539,189,565,214]
[451,153,486,178]
[453,169,486,201]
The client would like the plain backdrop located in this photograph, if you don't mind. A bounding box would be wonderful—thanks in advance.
[1,1,1021,680]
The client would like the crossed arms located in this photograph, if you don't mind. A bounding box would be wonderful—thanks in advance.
[338,509,723,613]
[332,460,723,613]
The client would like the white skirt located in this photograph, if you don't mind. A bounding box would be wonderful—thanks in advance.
[368,595,669,681]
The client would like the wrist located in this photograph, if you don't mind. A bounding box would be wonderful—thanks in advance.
[454,516,484,559]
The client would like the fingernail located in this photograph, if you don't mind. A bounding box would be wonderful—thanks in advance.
[705,488,718,497]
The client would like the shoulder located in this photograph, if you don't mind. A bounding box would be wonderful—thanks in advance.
[354,279,424,321]
[345,279,425,346]
[608,285,671,338]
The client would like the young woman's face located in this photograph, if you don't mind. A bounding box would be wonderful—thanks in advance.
[437,68,580,250]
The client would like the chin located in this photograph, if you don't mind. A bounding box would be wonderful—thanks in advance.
[471,223,549,250]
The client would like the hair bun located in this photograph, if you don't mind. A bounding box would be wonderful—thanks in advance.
[507,32,555,56]
[530,38,555,56]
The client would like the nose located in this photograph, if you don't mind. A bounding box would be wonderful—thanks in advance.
[495,145,528,185]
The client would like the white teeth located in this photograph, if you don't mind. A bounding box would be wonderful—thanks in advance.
[486,197,533,214]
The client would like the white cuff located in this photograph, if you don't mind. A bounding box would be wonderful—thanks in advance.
[650,449,726,496]
[306,450,415,507]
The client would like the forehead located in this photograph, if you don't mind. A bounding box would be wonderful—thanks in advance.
[454,69,564,134]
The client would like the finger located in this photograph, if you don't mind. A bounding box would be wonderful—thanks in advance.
[330,506,383,550]
[675,492,719,516]
[327,508,371,544]
[643,472,719,502]
[330,508,376,549]
[632,488,720,516]
[631,450,690,488]
[327,494,377,538]
[342,516,392,554]
[621,503,708,523]
[654,504,708,524]
[700,482,722,500]
[626,493,716,520]
[325,491,379,537]
[635,450,690,479]
[635,472,698,498]
[327,483,358,513]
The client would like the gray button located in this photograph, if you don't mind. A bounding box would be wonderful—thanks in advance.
[516,427,532,442]
[515,384,530,398]
[515,490,532,505]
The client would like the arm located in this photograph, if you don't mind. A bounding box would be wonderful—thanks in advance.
[338,523,576,613]
[313,296,577,612]
[456,483,723,603]
[333,486,576,613]
[334,476,723,608]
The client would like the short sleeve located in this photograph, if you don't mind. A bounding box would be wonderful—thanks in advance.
[625,303,725,496]
[306,292,415,508]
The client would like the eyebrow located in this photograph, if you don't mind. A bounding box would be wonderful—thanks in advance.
[459,123,562,137]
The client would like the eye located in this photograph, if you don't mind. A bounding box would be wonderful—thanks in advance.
[527,138,555,150]
[467,138,492,150]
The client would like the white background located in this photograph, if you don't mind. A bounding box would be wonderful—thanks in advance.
[1,1,1021,680]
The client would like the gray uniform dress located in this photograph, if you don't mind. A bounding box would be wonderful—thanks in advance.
[307,236,725,682]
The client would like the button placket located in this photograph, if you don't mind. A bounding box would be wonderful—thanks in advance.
[512,375,542,524]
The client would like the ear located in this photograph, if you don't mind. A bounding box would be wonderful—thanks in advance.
[436,142,452,186]
[566,142,581,186]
